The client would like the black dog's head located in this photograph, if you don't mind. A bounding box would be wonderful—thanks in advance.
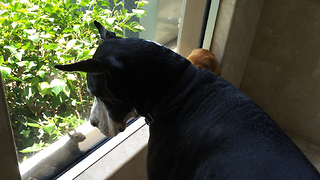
[55,21,190,137]
[55,21,141,137]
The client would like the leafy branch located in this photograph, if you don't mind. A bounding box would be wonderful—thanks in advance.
[0,0,147,162]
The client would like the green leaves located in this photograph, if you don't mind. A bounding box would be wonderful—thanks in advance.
[0,56,4,65]
[0,66,12,80]
[43,123,55,134]
[99,0,109,7]
[28,34,40,43]
[36,79,68,96]
[20,141,48,153]
[50,79,67,96]
[3,44,25,60]
[0,0,148,161]
[43,43,58,50]
[38,82,50,96]
[132,9,146,19]
[136,1,149,8]
[61,54,74,61]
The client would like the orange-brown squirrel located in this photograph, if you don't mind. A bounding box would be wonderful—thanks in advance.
[187,48,221,76]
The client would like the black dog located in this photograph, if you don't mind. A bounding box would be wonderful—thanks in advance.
[55,21,320,179]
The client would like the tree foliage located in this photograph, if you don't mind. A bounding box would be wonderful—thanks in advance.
[0,0,147,162]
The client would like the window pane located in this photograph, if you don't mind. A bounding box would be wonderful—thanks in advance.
[0,0,183,179]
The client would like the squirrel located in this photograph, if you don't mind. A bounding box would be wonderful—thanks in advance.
[27,131,86,180]
[187,48,221,76]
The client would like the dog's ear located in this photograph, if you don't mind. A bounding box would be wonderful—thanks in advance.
[94,20,118,41]
[54,59,108,75]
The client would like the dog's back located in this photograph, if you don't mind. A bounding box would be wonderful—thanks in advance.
[55,22,320,179]
[147,69,320,180]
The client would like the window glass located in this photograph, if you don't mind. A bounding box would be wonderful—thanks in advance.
[0,0,183,179]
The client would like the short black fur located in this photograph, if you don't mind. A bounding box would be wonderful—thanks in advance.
[55,21,320,180]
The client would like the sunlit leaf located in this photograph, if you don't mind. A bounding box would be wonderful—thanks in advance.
[80,0,90,6]
[15,49,25,60]
[28,33,40,42]
[25,86,35,99]
[99,0,109,7]
[73,25,80,33]
[49,130,60,141]
[16,61,29,67]
[135,0,149,8]
[63,84,70,97]
[27,123,40,127]
[71,99,76,106]
[43,43,58,50]
[40,33,51,39]
[63,27,74,33]
[28,5,39,12]
[44,4,54,13]
[66,39,77,49]
[20,143,44,153]
[24,29,36,35]
[132,9,146,18]
[65,0,73,7]
[16,8,28,13]
[30,77,40,86]
[61,54,74,60]
[38,82,50,96]
[20,129,30,138]
[42,123,55,134]
[4,44,17,53]
[89,49,96,55]
[65,74,76,80]
[0,2,10,8]
[37,70,46,79]
[0,56,3,65]
[50,79,67,96]
[37,128,44,139]
[21,41,31,50]
[0,66,12,80]
[2,19,12,26]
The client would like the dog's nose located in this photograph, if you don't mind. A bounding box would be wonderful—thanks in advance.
[90,117,98,127]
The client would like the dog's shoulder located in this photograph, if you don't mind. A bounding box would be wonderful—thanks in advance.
[149,70,320,179]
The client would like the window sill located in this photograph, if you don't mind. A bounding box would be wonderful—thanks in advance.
[58,117,149,180]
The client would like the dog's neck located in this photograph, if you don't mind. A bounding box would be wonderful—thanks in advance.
[93,38,192,121]
[144,64,199,125]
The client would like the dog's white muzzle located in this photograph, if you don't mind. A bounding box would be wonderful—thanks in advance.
[89,97,139,137]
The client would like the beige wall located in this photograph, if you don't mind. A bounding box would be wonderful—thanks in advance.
[178,0,265,88]
[240,0,320,145]
[211,0,265,88]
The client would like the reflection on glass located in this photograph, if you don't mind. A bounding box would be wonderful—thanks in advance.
[27,131,86,180]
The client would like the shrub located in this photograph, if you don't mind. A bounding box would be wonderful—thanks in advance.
[0,0,147,162]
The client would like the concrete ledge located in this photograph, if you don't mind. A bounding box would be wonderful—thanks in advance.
[59,118,149,180]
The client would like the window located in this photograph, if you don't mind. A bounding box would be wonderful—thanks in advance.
[0,0,222,179]
[0,0,184,179]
